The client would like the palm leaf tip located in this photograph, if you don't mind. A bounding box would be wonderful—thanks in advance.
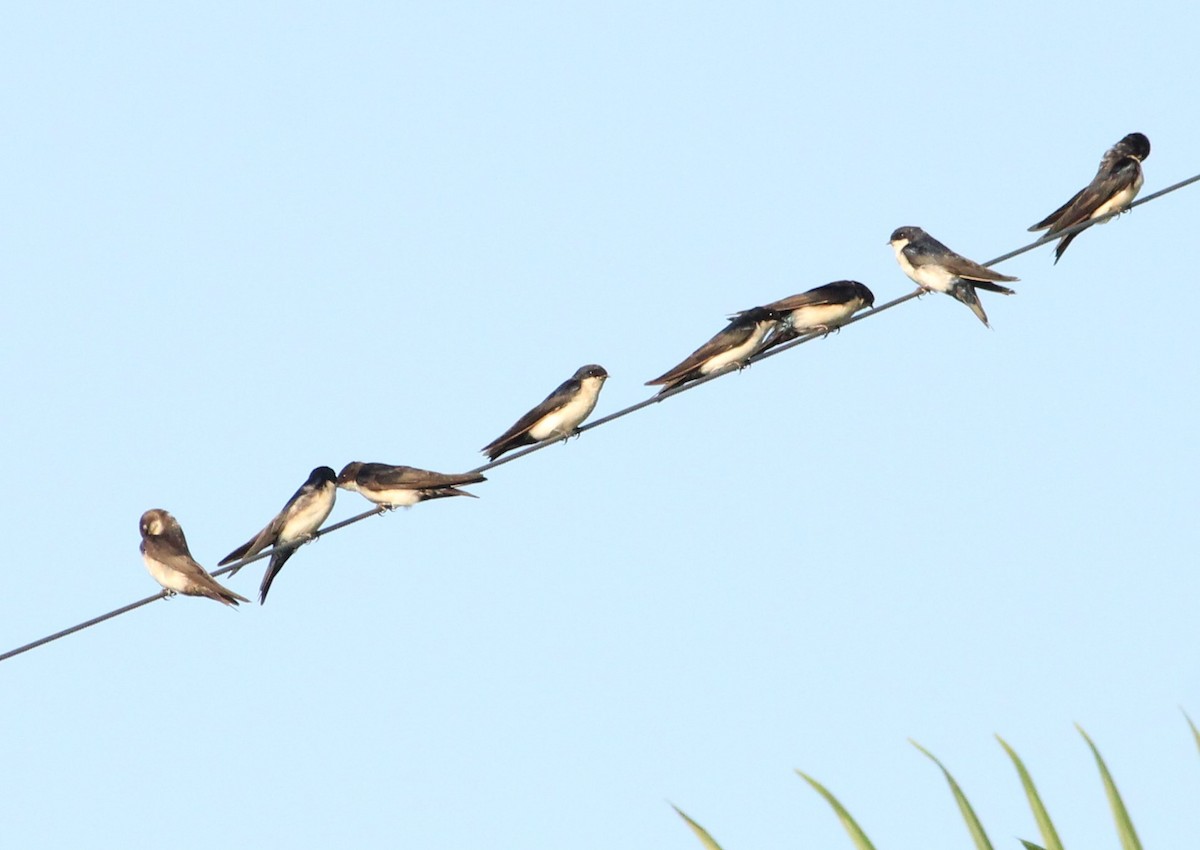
[910,739,996,850]
[1076,724,1144,850]
[995,734,1064,850]
[1182,709,1200,756]
[670,804,725,850]
[796,770,879,850]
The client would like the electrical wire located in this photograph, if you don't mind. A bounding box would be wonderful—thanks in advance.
[2,170,1196,664]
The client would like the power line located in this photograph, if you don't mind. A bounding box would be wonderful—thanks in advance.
[3,171,1197,665]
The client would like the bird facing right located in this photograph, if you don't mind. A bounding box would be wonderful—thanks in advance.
[645,307,778,393]
[218,465,338,605]
[747,280,875,353]
[480,364,609,461]
[1028,132,1150,263]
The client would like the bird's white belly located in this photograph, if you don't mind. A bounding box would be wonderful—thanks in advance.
[912,265,956,292]
[279,493,335,543]
[529,379,601,440]
[700,324,770,375]
[788,302,857,332]
[363,487,422,508]
[1092,173,1143,220]
[144,554,190,593]
[529,407,574,441]
[894,242,952,293]
[898,252,955,293]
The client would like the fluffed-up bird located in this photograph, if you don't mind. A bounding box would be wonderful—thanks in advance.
[139,509,249,607]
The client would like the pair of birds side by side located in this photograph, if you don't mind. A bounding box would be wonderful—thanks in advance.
[891,132,1149,326]
[645,280,877,393]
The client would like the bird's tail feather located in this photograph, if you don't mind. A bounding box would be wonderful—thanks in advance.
[951,284,991,328]
[258,549,296,605]
[427,486,480,500]
[1053,231,1079,264]
[218,538,254,568]
[203,578,250,607]
[972,280,1016,295]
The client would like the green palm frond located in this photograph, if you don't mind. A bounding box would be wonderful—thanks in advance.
[796,770,879,850]
[911,740,995,850]
[996,735,1064,850]
[671,805,725,850]
[1076,725,1143,850]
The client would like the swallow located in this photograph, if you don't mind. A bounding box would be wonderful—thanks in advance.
[1028,132,1150,263]
[745,280,876,353]
[139,509,249,607]
[889,227,1017,327]
[645,307,777,393]
[217,466,338,604]
[480,364,609,461]
[336,462,486,508]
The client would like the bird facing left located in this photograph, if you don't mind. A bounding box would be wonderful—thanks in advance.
[139,509,249,607]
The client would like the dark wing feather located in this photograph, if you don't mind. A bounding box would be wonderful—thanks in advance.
[218,515,283,567]
[1029,186,1085,231]
[143,536,206,580]
[645,320,759,387]
[1043,161,1140,235]
[360,465,486,489]
[937,252,1019,284]
[764,282,861,312]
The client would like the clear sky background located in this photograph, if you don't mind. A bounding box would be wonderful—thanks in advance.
[3,3,1198,848]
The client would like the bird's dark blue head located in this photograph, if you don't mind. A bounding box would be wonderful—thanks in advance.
[574,364,609,380]
[309,466,337,485]
[1118,132,1150,161]
[889,226,923,244]
[844,280,876,308]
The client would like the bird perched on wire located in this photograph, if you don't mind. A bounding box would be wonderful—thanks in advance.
[1029,132,1150,263]
[888,226,1017,328]
[480,364,609,461]
[645,307,778,394]
[139,509,249,607]
[336,462,486,508]
[217,466,338,604]
[744,280,875,354]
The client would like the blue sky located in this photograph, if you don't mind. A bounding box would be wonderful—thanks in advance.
[3,3,1198,848]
